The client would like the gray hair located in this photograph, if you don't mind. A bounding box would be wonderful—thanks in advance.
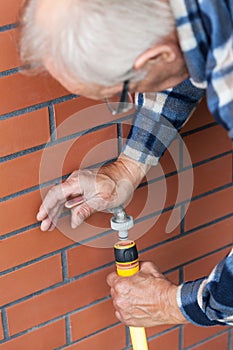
[20,0,175,86]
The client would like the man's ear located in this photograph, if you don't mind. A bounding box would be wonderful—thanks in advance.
[134,44,176,70]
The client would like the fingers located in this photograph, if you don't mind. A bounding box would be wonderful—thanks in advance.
[107,273,131,300]
[40,217,53,232]
[69,195,111,229]
[37,181,78,220]
[70,202,93,229]
[38,204,64,231]
[37,181,82,231]
[106,272,119,287]
[65,196,84,209]
[37,188,99,231]
[115,311,123,323]
[107,273,137,326]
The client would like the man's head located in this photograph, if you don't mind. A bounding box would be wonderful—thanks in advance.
[20,0,188,99]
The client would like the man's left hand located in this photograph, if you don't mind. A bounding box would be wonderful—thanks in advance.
[107,261,188,327]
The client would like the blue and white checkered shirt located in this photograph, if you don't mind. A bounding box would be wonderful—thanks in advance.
[177,249,233,326]
[123,0,233,326]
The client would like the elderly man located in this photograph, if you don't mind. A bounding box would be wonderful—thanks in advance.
[20,0,233,327]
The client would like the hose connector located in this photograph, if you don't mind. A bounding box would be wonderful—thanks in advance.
[109,206,134,240]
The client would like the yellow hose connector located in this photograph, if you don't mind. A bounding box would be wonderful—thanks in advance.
[114,241,149,350]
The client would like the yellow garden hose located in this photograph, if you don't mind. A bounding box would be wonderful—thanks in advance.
[114,241,149,350]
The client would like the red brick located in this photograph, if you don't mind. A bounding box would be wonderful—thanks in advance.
[141,216,233,272]
[135,210,181,251]
[63,324,126,350]
[50,210,116,248]
[189,332,228,350]
[54,96,101,128]
[0,190,42,236]
[144,147,179,181]
[70,299,118,341]
[182,98,214,133]
[185,186,233,231]
[0,125,118,198]
[0,0,22,27]
[183,324,229,349]
[0,73,68,115]
[0,311,3,340]
[54,96,129,139]
[0,227,72,273]
[68,245,113,278]
[0,153,42,198]
[135,140,180,183]
[0,28,20,72]
[126,174,178,221]
[192,155,232,198]
[0,319,66,350]
[7,266,112,335]
[0,254,62,306]
[165,270,179,285]
[61,125,118,171]
[149,328,179,350]
[170,154,233,206]
[0,108,50,158]
[184,247,231,281]
[183,125,231,166]
[159,139,180,175]
[121,119,132,138]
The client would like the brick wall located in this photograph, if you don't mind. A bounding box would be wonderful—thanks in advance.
[0,2,232,350]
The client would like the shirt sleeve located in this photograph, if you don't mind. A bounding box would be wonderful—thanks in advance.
[122,78,206,165]
[177,248,233,326]
[201,0,233,141]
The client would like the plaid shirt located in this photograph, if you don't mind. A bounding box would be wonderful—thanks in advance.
[177,249,233,326]
[123,0,233,326]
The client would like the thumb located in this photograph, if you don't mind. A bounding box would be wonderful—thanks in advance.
[140,261,162,277]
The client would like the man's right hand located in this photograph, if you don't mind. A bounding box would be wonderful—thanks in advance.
[37,154,150,231]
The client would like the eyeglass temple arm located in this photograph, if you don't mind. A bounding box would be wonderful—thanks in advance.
[116,80,130,114]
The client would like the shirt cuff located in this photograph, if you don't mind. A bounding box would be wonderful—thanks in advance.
[177,279,221,326]
[122,144,159,166]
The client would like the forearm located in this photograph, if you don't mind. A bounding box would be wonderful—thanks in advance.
[123,79,206,165]
[177,249,233,326]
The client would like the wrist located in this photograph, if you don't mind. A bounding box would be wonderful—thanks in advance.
[117,153,150,189]
[167,284,189,324]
